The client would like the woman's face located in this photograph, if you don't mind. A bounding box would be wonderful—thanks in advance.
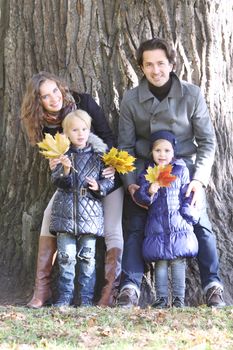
[39,79,63,113]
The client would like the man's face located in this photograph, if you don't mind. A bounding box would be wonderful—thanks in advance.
[141,49,173,87]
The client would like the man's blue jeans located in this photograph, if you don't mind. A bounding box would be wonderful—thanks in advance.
[121,193,222,296]
[57,233,96,306]
[121,195,147,296]
[194,207,222,293]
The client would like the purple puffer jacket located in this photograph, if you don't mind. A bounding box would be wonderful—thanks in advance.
[134,158,199,262]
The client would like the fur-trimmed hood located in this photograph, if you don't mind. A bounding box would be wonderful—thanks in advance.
[88,132,108,153]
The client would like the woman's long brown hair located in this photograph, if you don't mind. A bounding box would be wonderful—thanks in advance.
[21,71,74,145]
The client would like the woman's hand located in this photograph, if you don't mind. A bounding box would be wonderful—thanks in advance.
[102,166,115,179]
[86,177,99,191]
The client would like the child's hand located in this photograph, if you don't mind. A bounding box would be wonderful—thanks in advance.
[149,182,160,195]
[86,177,99,191]
[59,155,71,175]
[49,158,61,170]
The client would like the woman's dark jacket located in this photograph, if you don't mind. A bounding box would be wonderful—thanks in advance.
[43,92,121,190]
[134,158,199,262]
[49,136,114,236]
[43,92,115,147]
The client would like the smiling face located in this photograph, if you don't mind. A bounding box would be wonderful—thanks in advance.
[152,139,174,165]
[39,79,63,113]
[65,117,90,149]
[141,49,173,87]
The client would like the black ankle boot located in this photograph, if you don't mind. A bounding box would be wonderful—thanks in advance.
[53,294,73,308]
[172,296,185,308]
[152,297,168,309]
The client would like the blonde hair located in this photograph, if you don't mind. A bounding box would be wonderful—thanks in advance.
[62,109,92,134]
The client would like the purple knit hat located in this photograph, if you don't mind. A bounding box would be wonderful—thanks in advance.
[150,130,176,150]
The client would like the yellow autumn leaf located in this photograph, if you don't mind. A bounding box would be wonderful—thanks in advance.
[102,147,118,164]
[37,132,70,159]
[102,147,136,174]
[145,165,161,183]
[145,164,177,187]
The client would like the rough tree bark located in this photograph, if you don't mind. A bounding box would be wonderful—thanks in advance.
[0,0,232,306]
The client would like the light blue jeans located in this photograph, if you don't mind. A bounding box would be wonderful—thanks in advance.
[57,233,96,306]
[155,258,186,299]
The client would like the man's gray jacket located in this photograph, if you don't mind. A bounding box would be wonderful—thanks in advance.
[118,72,216,188]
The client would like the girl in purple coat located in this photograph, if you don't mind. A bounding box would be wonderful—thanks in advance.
[134,130,199,308]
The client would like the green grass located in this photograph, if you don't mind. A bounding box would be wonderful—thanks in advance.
[0,305,233,349]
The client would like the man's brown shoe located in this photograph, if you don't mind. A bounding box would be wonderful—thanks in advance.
[206,286,226,308]
[117,288,138,308]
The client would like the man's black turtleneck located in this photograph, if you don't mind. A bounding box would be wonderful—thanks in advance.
[148,76,172,101]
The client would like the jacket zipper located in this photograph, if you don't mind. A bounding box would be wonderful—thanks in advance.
[71,153,78,235]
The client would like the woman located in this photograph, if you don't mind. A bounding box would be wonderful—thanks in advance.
[21,71,124,308]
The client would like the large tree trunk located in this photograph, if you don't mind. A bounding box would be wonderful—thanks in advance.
[0,0,232,306]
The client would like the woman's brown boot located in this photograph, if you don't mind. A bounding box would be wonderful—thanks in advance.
[27,236,57,308]
[98,247,122,307]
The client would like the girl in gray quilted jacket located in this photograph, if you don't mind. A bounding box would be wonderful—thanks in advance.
[49,109,114,307]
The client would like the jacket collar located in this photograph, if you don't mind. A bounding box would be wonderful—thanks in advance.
[148,157,186,168]
[171,157,186,166]
[68,133,108,154]
[138,72,183,104]
[70,144,92,153]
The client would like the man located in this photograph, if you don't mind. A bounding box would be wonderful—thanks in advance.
[117,37,225,308]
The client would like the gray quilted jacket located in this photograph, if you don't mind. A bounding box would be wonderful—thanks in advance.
[49,134,114,236]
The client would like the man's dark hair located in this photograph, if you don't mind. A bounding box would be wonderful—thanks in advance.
[136,38,176,68]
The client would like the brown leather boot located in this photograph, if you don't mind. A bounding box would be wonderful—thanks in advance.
[27,236,57,309]
[98,247,122,307]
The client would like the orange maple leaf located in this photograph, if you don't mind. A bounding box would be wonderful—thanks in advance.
[157,164,177,187]
[145,164,176,187]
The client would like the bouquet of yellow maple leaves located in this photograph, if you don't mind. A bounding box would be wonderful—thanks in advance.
[102,147,136,174]
[145,164,177,187]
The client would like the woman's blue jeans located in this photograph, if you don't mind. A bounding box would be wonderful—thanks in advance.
[155,259,186,299]
[57,233,96,306]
